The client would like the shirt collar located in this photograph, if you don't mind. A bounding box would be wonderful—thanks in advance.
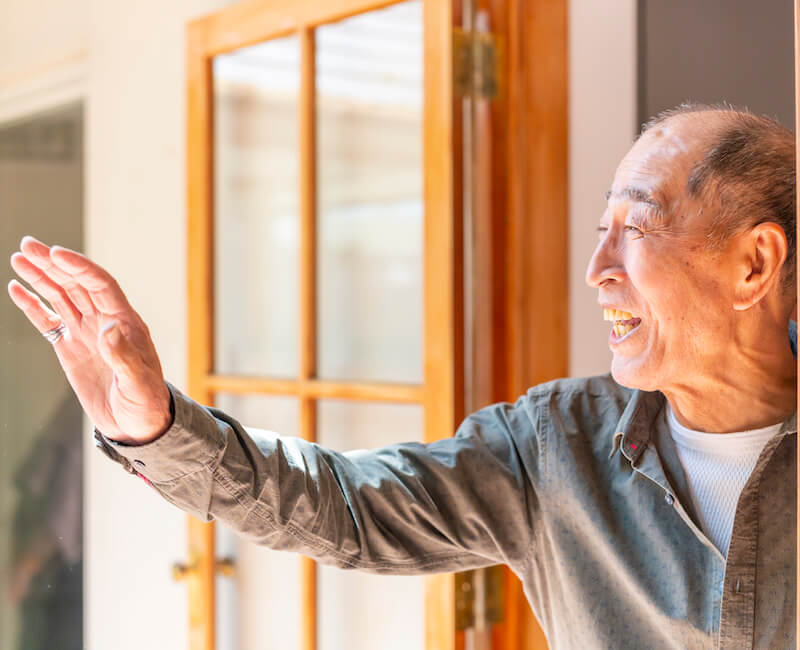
[609,391,797,463]
[778,411,797,437]
[608,389,665,464]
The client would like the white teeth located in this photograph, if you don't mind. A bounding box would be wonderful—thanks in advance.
[603,309,634,322]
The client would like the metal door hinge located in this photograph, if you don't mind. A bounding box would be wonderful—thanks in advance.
[172,555,236,581]
[453,28,502,100]
[455,566,505,630]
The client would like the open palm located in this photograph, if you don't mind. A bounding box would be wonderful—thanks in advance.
[8,236,172,444]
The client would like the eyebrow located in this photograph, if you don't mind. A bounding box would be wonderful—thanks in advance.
[605,187,664,215]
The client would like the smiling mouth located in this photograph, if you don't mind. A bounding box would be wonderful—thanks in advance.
[603,309,642,338]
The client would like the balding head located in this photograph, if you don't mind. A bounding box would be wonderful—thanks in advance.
[587,102,796,401]
[642,103,796,290]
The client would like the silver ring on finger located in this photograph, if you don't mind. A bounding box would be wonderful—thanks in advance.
[43,322,67,344]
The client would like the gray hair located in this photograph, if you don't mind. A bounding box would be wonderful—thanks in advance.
[643,102,796,291]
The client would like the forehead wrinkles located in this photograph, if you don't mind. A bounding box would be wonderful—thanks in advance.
[615,129,703,221]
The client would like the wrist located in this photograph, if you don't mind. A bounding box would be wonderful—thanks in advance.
[105,385,175,446]
[138,387,175,444]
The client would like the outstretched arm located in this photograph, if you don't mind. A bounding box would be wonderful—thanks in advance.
[96,384,538,575]
[9,237,539,575]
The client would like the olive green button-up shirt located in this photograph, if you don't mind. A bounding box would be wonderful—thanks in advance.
[95,374,796,649]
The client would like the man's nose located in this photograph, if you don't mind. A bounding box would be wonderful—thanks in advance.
[585,239,625,288]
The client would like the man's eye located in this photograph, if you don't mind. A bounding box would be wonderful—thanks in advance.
[624,225,644,237]
[596,226,609,240]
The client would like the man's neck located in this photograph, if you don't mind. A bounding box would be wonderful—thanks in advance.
[662,346,797,433]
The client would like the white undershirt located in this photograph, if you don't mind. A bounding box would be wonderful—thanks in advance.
[665,404,781,557]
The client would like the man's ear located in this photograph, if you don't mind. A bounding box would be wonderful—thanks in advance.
[732,222,788,311]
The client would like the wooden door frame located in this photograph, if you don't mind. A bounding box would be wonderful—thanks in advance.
[794,1,799,644]
[454,0,567,647]
[186,0,568,647]
[186,1,458,649]
[503,1,568,646]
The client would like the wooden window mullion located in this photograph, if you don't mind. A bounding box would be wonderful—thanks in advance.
[299,25,319,650]
[187,26,217,650]
[204,375,425,404]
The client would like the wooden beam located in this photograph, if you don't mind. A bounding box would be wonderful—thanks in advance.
[423,0,459,647]
[186,27,215,398]
[299,25,317,391]
[301,556,318,650]
[502,0,568,647]
[299,26,318,650]
[186,21,217,650]
[189,0,407,57]
[506,0,569,393]
[794,1,799,644]
[205,374,425,404]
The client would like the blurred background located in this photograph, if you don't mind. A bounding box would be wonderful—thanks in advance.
[0,0,794,649]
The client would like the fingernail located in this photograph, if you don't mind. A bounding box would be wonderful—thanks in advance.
[102,321,120,345]
[21,236,37,248]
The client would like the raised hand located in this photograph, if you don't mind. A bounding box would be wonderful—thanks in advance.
[8,236,172,444]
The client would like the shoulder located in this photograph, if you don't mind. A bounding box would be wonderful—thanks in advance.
[457,375,635,457]
[517,374,636,455]
[467,374,632,436]
[523,374,633,415]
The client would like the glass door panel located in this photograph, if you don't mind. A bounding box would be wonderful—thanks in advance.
[318,569,424,650]
[316,399,425,650]
[213,394,301,650]
[190,0,458,647]
[316,1,424,384]
[0,105,84,650]
[213,36,301,378]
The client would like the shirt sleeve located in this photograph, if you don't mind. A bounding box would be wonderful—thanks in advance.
[94,382,540,575]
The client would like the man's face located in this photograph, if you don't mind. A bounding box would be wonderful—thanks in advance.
[585,119,736,391]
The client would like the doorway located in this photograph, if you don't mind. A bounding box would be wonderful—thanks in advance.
[0,103,84,650]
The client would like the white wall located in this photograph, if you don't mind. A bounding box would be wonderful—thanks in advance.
[0,0,88,90]
[0,1,230,649]
[568,0,638,378]
[0,0,638,647]
[85,1,237,648]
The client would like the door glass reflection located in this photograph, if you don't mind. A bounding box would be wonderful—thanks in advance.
[213,37,300,378]
[316,1,424,384]
[0,106,84,650]
[317,399,425,650]
[213,393,301,650]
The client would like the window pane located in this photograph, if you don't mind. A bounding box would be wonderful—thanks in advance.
[213,394,301,650]
[316,1,424,384]
[317,399,425,650]
[213,37,300,378]
[1,106,84,650]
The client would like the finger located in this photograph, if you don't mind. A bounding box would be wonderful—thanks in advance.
[8,280,66,337]
[10,253,83,329]
[19,236,96,315]
[49,245,132,315]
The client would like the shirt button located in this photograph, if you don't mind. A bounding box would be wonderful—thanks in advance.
[664,493,674,506]
[133,459,146,469]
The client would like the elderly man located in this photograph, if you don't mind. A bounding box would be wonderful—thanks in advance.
[7,104,797,649]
